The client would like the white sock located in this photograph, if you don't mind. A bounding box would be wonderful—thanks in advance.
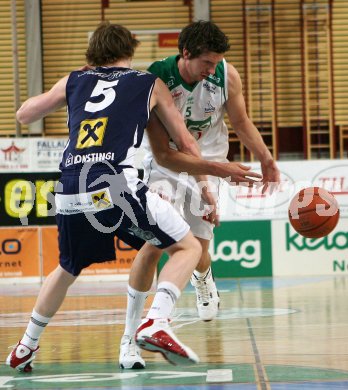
[193,267,211,279]
[21,309,51,349]
[123,285,148,337]
[146,281,181,320]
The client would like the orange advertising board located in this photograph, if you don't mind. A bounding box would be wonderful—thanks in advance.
[0,227,39,278]
[41,226,137,277]
[41,226,59,276]
[158,32,179,48]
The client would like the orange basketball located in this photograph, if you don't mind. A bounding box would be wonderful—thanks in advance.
[288,187,339,238]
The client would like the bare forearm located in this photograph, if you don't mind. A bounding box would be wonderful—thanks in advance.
[234,120,273,162]
[174,136,209,184]
[156,148,216,175]
[17,94,52,124]
[17,76,67,124]
[156,149,260,181]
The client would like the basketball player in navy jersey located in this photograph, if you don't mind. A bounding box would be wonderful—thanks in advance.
[6,21,263,371]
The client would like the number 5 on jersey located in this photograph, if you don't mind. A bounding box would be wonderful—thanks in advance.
[76,79,118,149]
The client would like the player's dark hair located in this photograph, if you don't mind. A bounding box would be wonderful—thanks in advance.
[178,20,230,58]
[86,21,139,66]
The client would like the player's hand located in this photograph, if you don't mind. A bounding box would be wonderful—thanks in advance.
[260,159,280,195]
[219,162,263,186]
[201,185,220,227]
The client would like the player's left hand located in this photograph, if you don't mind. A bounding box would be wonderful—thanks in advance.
[201,185,220,227]
[260,159,280,195]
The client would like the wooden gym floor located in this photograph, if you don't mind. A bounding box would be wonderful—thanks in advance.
[0,275,348,389]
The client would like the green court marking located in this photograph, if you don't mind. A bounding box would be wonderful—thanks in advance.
[0,363,249,389]
[1,363,348,389]
[266,364,348,381]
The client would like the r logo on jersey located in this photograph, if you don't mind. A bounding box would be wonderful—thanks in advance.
[76,117,108,149]
[92,190,112,209]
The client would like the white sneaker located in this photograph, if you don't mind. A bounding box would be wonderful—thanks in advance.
[135,318,199,366]
[119,335,145,369]
[191,267,220,321]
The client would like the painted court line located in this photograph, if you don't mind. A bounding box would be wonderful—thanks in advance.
[206,369,233,382]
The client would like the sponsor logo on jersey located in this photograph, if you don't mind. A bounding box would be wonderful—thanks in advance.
[203,81,217,94]
[56,187,114,215]
[172,90,183,99]
[65,152,115,167]
[76,117,108,149]
[91,191,112,209]
[208,74,221,83]
[68,201,93,208]
[204,101,216,115]
[186,117,212,132]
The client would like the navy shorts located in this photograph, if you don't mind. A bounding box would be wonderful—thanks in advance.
[55,167,189,276]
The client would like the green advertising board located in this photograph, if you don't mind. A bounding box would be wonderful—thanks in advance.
[211,221,273,277]
[158,221,273,278]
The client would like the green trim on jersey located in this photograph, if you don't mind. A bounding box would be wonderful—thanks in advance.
[148,55,225,92]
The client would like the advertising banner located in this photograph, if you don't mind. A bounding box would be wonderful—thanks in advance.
[0,172,60,226]
[158,32,180,47]
[210,221,273,277]
[220,159,348,221]
[0,138,67,172]
[272,217,348,276]
[0,158,347,281]
[31,138,67,171]
[0,227,39,278]
[0,139,31,171]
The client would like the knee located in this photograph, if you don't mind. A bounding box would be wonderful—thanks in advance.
[191,237,203,259]
[56,265,77,286]
[166,232,202,262]
[137,243,163,265]
[186,235,202,261]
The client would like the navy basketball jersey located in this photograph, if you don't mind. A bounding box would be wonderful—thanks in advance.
[60,67,157,173]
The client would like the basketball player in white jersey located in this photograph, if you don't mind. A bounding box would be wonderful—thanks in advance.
[119,20,280,369]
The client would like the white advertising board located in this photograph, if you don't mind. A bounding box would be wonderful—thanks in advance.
[271,218,348,276]
[0,138,31,171]
[0,138,67,172]
[219,159,348,221]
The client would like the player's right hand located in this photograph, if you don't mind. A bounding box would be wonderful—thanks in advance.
[218,162,262,186]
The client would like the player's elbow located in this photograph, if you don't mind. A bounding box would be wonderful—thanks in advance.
[16,108,30,124]
[154,149,171,167]
[179,134,199,157]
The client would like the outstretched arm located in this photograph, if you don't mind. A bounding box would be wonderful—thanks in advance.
[146,112,262,184]
[16,76,68,124]
[224,63,280,192]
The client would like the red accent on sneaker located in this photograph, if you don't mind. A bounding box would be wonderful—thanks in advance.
[136,318,199,365]
[135,318,154,336]
[143,330,189,359]
[7,341,39,372]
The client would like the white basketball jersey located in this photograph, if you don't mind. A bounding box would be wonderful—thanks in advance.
[143,55,229,177]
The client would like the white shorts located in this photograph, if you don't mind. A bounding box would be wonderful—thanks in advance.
[144,160,221,241]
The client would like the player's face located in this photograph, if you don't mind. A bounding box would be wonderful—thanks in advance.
[184,49,224,82]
